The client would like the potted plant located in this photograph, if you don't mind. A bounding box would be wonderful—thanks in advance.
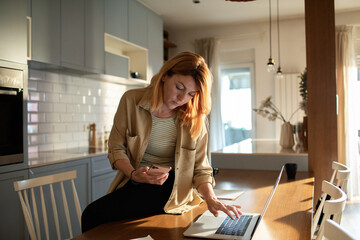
[298,68,308,150]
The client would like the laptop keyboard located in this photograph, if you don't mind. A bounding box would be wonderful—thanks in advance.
[215,215,253,236]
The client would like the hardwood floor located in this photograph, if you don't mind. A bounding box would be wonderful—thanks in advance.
[341,199,360,238]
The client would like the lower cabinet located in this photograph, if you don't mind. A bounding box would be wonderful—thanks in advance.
[91,155,116,201]
[0,169,29,240]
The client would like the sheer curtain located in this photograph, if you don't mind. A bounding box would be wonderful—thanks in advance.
[194,38,225,159]
[336,25,360,199]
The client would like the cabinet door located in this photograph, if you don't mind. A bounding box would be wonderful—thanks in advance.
[61,0,85,70]
[85,0,104,74]
[105,52,129,79]
[29,159,90,239]
[31,0,61,65]
[0,0,27,64]
[147,10,163,81]
[105,0,128,40]
[0,170,28,240]
[129,0,147,48]
[92,171,116,202]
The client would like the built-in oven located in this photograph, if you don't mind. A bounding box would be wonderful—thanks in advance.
[0,65,25,166]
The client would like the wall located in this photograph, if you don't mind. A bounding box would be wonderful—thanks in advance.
[27,69,128,154]
[167,10,360,139]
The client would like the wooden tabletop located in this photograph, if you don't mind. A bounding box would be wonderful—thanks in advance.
[72,169,314,240]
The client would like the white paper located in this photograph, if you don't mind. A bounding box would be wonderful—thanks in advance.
[131,235,154,240]
[213,189,244,200]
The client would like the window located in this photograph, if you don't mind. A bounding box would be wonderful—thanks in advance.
[220,64,255,146]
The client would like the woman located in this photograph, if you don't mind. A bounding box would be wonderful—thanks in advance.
[81,52,242,232]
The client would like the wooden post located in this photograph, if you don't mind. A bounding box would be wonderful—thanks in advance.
[304,0,338,204]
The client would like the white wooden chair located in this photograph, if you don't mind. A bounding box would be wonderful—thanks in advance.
[312,180,347,239]
[312,161,350,237]
[323,219,357,240]
[13,170,81,240]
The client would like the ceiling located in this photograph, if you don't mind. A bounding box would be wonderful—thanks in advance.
[138,0,360,30]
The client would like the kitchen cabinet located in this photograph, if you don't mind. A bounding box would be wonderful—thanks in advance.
[30,0,104,74]
[147,10,163,80]
[31,0,61,66]
[85,0,105,74]
[61,0,85,71]
[0,169,28,240]
[0,0,27,64]
[129,0,148,48]
[91,155,116,201]
[29,158,91,238]
[105,0,128,41]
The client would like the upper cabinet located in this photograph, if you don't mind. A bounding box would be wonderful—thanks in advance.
[61,0,85,71]
[147,10,163,81]
[129,0,147,49]
[0,0,27,64]
[28,0,163,85]
[85,0,105,74]
[30,0,104,73]
[31,0,61,66]
[105,0,128,41]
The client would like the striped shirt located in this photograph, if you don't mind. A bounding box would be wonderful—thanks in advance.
[138,114,177,169]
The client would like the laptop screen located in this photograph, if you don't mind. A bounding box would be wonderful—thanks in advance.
[251,165,284,236]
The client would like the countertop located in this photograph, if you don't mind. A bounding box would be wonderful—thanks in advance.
[28,147,108,168]
[212,138,308,156]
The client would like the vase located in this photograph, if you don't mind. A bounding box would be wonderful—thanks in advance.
[280,121,295,149]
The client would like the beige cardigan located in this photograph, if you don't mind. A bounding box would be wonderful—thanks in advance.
[107,87,215,214]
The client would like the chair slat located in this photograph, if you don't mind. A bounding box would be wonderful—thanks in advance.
[61,182,73,238]
[49,184,61,240]
[40,186,50,240]
[31,188,41,240]
[71,179,82,225]
[18,191,37,240]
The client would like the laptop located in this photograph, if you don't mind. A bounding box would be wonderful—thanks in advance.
[183,166,284,240]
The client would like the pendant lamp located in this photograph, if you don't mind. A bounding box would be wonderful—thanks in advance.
[267,0,275,72]
[276,0,284,79]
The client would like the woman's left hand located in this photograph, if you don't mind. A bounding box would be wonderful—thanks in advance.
[205,195,242,220]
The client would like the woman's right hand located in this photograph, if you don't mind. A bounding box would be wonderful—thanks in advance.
[131,167,169,185]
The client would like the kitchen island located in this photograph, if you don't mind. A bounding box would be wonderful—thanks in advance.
[211,138,308,171]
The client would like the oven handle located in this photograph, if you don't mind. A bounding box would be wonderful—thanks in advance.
[0,89,19,95]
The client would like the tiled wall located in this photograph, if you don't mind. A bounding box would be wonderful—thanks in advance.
[27,69,129,153]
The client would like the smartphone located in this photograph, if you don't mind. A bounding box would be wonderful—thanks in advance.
[148,164,171,174]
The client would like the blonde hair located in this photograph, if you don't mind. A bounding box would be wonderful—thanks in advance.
[147,52,212,139]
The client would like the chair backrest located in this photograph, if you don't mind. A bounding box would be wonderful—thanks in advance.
[313,181,347,240]
[330,161,349,185]
[13,170,81,240]
[323,219,357,240]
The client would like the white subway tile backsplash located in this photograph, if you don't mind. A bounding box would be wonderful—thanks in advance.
[45,92,60,102]
[27,102,38,112]
[37,81,53,92]
[27,81,38,91]
[60,113,72,122]
[39,124,53,133]
[53,103,66,113]
[38,102,53,112]
[46,113,60,122]
[29,69,44,80]
[28,124,38,134]
[27,70,128,153]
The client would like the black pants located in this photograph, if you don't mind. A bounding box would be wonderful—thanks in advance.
[81,171,175,233]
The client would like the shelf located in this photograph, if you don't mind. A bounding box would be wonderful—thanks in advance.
[104,33,148,83]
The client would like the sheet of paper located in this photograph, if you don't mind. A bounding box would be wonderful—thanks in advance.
[195,189,244,201]
[131,235,154,240]
[213,189,244,200]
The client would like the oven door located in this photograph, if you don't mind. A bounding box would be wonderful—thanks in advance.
[0,67,24,166]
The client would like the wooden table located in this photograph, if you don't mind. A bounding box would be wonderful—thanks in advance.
[72,169,314,240]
